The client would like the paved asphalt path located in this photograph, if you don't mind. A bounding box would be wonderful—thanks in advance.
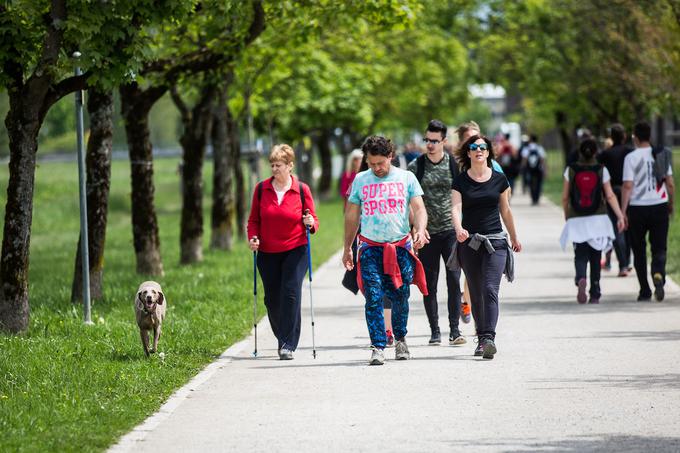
[111,193,680,453]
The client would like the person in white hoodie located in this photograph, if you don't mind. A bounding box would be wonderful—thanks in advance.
[560,138,626,304]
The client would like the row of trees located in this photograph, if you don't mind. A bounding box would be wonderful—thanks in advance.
[2,0,680,334]
[0,0,438,334]
[473,0,680,157]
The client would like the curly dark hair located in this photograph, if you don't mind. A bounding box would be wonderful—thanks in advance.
[361,135,395,158]
[455,134,495,170]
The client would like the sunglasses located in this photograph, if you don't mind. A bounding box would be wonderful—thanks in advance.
[423,138,442,145]
[468,143,488,151]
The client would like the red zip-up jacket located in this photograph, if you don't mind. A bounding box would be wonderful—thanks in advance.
[247,175,319,253]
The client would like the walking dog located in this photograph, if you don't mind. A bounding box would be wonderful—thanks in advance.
[135,281,166,357]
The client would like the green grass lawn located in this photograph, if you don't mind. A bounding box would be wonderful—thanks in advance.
[541,149,679,282]
[0,158,345,452]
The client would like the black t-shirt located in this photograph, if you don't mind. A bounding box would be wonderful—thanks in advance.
[598,144,633,188]
[452,170,510,234]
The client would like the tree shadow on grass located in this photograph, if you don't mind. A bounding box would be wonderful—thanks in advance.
[110,350,148,362]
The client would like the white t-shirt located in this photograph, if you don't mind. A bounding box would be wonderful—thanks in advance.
[522,143,546,170]
[521,143,546,159]
[622,147,673,206]
[275,189,286,205]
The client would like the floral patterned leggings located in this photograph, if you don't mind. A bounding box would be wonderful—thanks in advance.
[359,245,414,349]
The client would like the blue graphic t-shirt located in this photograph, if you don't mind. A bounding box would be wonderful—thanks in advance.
[348,166,424,243]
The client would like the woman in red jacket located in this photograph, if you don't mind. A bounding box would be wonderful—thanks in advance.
[247,144,319,360]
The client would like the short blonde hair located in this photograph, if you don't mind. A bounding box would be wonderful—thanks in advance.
[269,144,295,165]
[455,121,480,142]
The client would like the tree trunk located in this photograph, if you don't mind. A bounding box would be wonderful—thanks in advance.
[296,140,313,186]
[316,129,333,200]
[120,83,166,276]
[633,102,646,123]
[0,92,42,333]
[210,90,234,250]
[172,87,214,264]
[555,110,572,165]
[71,88,114,302]
[230,109,246,239]
[655,114,666,148]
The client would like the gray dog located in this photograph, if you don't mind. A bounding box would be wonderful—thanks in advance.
[135,281,166,357]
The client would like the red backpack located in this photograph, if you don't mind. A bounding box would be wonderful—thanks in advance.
[569,164,604,215]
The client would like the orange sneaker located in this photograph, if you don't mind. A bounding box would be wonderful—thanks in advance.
[461,301,471,324]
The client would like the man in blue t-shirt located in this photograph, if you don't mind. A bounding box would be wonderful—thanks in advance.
[343,135,429,365]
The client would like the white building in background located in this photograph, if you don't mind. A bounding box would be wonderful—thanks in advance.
[469,84,522,149]
[469,84,507,129]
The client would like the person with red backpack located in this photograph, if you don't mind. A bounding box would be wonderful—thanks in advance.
[560,139,626,304]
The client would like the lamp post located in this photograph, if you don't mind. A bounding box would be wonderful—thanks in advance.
[73,51,93,325]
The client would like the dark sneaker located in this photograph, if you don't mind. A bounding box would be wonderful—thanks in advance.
[395,339,410,360]
[588,297,600,304]
[653,273,665,302]
[460,301,472,324]
[637,291,652,302]
[429,329,441,345]
[369,347,385,365]
[278,348,294,360]
[482,338,497,360]
[386,329,394,348]
[449,331,467,346]
[474,339,484,356]
[576,278,587,304]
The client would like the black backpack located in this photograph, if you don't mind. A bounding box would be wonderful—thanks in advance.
[651,146,672,186]
[415,153,460,183]
[569,164,604,215]
[527,146,541,170]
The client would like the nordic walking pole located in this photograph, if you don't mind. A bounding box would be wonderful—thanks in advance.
[304,210,317,359]
[252,238,258,357]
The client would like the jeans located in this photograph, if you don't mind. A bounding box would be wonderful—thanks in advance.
[360,246,414,348]
[607,190,630,271]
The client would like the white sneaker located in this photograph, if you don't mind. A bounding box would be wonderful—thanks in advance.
[369,347,385,365]
[395,339,410,360]
[278,348,294,360]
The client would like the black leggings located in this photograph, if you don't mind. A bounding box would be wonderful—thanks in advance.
[418,230,461,332]
[573,242,601,298]
[459,239,507,339]
[257,245,308,351]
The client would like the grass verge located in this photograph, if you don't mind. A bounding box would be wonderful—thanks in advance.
[0,158,344,452]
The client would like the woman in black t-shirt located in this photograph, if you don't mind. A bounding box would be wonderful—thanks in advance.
[451,135,522,360]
